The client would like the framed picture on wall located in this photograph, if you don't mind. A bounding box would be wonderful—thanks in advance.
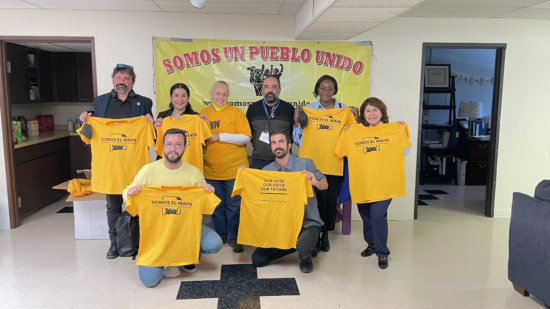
[425,64,450,88]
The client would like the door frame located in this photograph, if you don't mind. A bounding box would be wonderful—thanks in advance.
[0,36,97,228]
[414,42,506,219]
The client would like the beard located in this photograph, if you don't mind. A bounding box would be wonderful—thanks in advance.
[115,84,128,94]
[273,147,288,159]
[164,151,183,163]
[263,92,278,104]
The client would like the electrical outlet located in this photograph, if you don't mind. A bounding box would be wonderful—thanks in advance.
[17,197,21,208]
[7,62,11,73]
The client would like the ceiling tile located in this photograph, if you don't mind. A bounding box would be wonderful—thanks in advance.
[12,42,76,52]
[25,0,161,11]
[54,42,92,52]
[301,0,314,24]
[495,7,550,18]
[333,0,423,7]
[297,31,359,40]
[0,0,39,8]
[420,0,545,8]
[529,1,550,8]
[156,1,282,13]
[284,0,307,4]
[400,5,517,17]
[305,22,378,32]
[279,4,301,14]
[158,0,283,3]
[316,7,409,22]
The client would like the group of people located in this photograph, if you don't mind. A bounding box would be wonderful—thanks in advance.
[79,63,410,288]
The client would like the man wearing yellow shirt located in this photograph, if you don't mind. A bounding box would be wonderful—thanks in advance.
[123,128,222,287]
[251,129,328,273]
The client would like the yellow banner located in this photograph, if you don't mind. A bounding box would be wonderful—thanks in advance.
[154,38,371,114]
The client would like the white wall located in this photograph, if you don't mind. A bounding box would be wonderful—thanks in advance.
[1,9,550,227]
[351,17,550,219]
[0,9,295,229]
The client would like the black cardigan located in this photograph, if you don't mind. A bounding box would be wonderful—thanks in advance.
[156,107,198,119]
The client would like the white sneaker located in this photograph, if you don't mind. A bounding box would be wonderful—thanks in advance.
[163,266,181,278]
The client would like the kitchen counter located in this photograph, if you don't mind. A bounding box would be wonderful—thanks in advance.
[14,125,81,149]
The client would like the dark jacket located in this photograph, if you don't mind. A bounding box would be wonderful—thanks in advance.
[93,91,153,118]
[156,107,198,119]
[246,99,295,161]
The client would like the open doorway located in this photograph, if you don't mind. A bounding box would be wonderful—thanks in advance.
[414,43,506,219]
[0,37,97,228]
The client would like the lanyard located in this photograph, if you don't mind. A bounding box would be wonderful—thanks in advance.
[263,99,280,120]
[263,99,280,131]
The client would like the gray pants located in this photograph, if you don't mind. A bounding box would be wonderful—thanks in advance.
[251,225,321,267]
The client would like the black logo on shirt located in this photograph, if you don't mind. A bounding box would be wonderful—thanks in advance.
[309,115,341,131]
[354,136,390,154]
[101,133,137,151]
[317,123,333,130]
[210,120,221,130]
[162,207,182,215]
[150,196,193,209]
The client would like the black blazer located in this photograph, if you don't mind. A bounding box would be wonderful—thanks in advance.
[156,108,198,119]
[93,91,153,118]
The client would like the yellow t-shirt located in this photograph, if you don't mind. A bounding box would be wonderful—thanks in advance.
[334,123,412,204]
[78,116,156,195]
[231,169,314,249]
[67,179,92,197]
[154,115,212,173]
[299,107,356,176]
[126,186,220,267]
[200,105,252,180]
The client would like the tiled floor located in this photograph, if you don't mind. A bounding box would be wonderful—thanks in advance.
[0,187,547,309]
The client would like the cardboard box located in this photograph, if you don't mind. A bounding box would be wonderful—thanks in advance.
[52,180,105,202]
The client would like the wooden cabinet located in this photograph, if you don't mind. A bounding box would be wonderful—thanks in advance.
[6,42,93,104]
[52,53,77,102]
[52,52,93,102]
[5,43,30,103]
[459,140,490,185]
[37,50,53,102]
[14,138,71,218]
[69,136,91,179]
[75,53,94,101]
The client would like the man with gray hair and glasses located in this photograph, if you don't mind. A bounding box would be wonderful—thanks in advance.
[79,64,154,259]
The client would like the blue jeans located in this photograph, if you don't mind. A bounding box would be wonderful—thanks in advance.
[357,199,392,258]
[138,224,222,288]
[206,178,241,243]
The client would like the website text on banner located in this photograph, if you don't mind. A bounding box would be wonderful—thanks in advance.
[154,38,371,113]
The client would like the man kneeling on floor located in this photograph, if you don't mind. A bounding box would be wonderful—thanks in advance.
[252,129,327,273]
[123,128,223,287]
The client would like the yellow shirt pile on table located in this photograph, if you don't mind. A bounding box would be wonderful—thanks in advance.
[154,115,212,173]
[67,179,92,197]
[78,116,156,195]
[334,123,412,204]
[299,107,356,176]
[200,105,252,180]
[126,186,220,267]
[231,169,313,249]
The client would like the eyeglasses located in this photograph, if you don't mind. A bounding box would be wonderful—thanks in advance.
[117,63,134,70]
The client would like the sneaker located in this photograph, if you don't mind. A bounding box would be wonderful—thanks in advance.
[106,243,119,259]
[182,264,197,273]
[229,241,244,253]
[299,256,313,273]
[361,247,376,257]
[222,239,229,244]
[378,257,389,269]
[163,266,181,278]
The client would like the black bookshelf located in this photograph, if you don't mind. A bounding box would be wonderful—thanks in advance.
[420,76,457,185]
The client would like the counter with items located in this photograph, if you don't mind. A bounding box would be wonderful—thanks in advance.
[14,125,80,149]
